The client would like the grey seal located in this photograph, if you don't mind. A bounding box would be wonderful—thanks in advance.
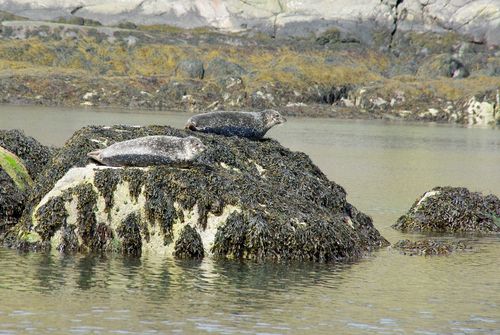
[185,110,286,139]
[87,135,206,167]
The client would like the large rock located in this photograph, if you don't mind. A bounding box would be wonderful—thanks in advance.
[4,125,388,261]
[393,187,500,233]
[1,0,498,45]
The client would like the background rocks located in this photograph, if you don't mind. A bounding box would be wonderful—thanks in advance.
[1,1,499,46]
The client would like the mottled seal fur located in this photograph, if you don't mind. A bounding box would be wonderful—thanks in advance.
[185,110,286,139]
[87,136,206,167]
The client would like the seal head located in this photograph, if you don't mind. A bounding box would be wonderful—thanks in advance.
[87,135,206,167]
[262,109,286,130]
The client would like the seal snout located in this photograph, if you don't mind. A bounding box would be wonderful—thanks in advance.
[185,136,207,156]
[185,120,197,131]
[276,114,286,125]
[265,109,286,126]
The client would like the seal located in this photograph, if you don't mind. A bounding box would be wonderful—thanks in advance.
[185,110,286,139]
[87,135,206,167]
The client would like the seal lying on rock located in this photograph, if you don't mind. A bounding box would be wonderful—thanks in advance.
[87,135,206,167]
[185,110,286,139]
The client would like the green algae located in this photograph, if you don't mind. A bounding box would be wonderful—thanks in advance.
[0,146,33,191]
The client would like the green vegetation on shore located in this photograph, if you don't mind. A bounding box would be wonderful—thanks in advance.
[0,17,499,123]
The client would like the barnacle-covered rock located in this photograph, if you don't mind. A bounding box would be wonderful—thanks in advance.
[3,125,388,262]
[393,187,500,233]
[392,239,471,256]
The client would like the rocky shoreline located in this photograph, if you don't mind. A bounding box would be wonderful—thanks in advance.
[0,8,499,125]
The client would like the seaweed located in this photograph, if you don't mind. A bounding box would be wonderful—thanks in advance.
[34,195,68,240]
[74,183,98,249]
[393,239,471,256]
[393,187,500,233]
[122,168,144,201]
[93,168,120,214]
[173,225,204,259]
[117,212,142,256]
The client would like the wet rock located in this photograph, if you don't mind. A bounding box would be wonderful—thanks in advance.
[392,239,471,256]
[0,129,55,178]
[393,187,500,233]
[175,59,204,80]
[418,55,470,78]
[205,58,247,79]
[116,21,137,30]
[3,125,388,261]
[53,16,102,27]
[0,130,55,236]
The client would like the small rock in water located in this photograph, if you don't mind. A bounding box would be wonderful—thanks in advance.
[393,186,500,233]
[392,239,471,256]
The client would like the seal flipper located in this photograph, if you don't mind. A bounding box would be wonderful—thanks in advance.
[87,149,104,165]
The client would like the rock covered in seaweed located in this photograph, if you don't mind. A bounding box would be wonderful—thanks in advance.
[393,187,500,233]
[0,129,54,178]
[392,239,471,256]
[0,130,54,235]
[4,125,388,262]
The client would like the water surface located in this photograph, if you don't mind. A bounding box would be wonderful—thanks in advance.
[0,105,499,334]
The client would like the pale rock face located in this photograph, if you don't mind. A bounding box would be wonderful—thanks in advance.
[1,0,498,44]
[29,164,241,257]
[466,96,498,126]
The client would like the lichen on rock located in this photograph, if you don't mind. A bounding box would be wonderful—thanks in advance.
[393,186,500,233]
[3,125,388,262]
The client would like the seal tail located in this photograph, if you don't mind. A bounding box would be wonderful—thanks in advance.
[87,149,104,165]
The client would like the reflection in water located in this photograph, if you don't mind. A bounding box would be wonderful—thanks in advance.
[0,106,499,334]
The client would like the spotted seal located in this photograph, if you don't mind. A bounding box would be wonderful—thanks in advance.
[185,110,286,139]
[87,135,206,167]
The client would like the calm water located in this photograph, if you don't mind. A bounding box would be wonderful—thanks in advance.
[0,105,499,334]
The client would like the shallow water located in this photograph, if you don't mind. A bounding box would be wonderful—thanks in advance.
[0,105,499,334]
